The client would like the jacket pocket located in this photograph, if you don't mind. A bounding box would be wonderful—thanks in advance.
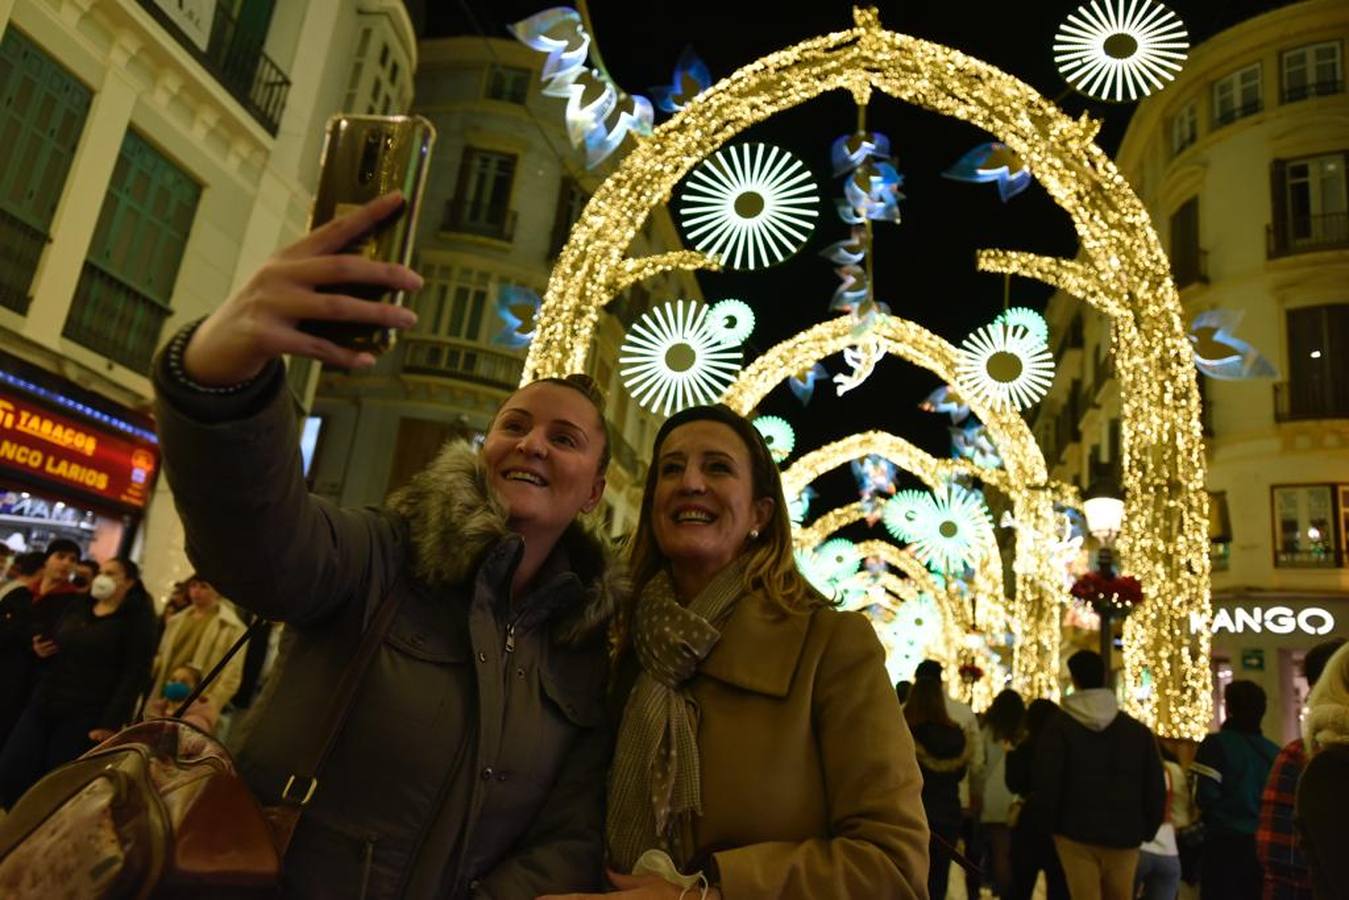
[285,816,384,899]
[539,652,604,729]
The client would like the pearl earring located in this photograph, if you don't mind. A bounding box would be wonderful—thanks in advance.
[748,529,760,540]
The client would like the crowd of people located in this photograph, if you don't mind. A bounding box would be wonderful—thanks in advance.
[898,640,1349,900]
[1,194,1345,899]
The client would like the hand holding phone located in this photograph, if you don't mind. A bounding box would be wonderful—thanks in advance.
[33,635,59,658]
[182,194,424,387]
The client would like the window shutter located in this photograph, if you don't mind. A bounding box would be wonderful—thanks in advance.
[1269,159,1288,254]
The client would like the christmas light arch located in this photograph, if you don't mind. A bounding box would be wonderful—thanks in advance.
[526,6,1211,737]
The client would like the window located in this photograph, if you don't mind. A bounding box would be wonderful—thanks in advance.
[1169,197,1205,287]
[486,65,531,104]
[1209,491,1231,572]
[345,26,407,116]
[1282,41,1343,103]
[0,30,92,314]
[1270,153,1349,257]
[1279,304,1349,421]
[1272,484,1343,568]
[447,148,517,240]
[1169,101,1197,156]
[63,130,200,373]
[549,176,588,256]
[404,265,527,387]
[1212,63,1262,127]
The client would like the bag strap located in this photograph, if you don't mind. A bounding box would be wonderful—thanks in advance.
[171,614,268,718]
[276,581,405,809]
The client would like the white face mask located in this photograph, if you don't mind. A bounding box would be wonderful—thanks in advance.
[90,574,118,601]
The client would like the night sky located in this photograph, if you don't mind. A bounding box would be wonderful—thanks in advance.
[410,0,1292,524]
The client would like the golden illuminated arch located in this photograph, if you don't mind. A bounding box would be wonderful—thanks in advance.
[528,7,1211,736]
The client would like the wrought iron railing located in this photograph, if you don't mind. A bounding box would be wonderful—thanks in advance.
[443,198,517,242]
[1212,99,1262,129]
[1281,79,1344,104]
[1267,212,1349,258]
[1273,381,1349,422]
[0,207,48,315]
[399,335,524,389]
[135,0,291,134]
[1275,548,1343,569]
[63,263,171,373]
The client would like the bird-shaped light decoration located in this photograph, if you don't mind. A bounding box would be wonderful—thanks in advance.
[942,142,1033,202]
[649,45,711,113]
[788,485,818,525]
[834,336,889,396]
[1187,310,1278,380]
[492,285,542,348]
[830,131,893,176]
[838,160,904,224]
[852,454,898,504]
[919,385,972,424]
[788,362,830,406]
[820,228,868,266]
[950,421,1003,470]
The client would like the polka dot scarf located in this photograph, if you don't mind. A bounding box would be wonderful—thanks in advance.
[607,561,747,871]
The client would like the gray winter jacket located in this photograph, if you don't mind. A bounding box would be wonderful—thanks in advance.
[153,356,622,899]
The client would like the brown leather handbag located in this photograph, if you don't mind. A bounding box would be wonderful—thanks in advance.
[0,589,402,898]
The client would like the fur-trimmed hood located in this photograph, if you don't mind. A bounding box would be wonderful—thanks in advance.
[1304,704,1349,757]
[385,440,626,644]
[912,722,974,773]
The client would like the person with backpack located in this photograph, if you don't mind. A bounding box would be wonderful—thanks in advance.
[1191,679,1280,900]
[1133,739,1193,900]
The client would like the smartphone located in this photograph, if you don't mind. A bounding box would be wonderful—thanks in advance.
[300,114,436,353]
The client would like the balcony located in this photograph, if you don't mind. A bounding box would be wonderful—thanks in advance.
[1281,79,1344,104]
[399,335,524,390]
[1267,212,1349,258]
[443,198,517,243]
[1275,548,1343,569]
[1212,100,1262,129]
[1171,248,1208,289]
[62,263,171,374]
[1274,381,1349,422]
[0,207,48,316]
[135,0,290,134]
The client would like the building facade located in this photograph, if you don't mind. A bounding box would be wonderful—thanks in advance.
[1036,0,1348,741]
[309,35,700,536]
[0,0,416,599]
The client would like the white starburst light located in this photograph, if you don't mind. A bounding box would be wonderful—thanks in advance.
[882,489,930,543]
[619,300,742,416]
[1053,0,1189,103]
[956,322,1056,411]
[993,306,1050,345]
[752,415,796,463]
[679,143,819,270]
[708,299,756,346]
[907,485,993,575]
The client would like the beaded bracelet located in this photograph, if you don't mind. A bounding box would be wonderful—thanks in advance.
[165,318,260,395]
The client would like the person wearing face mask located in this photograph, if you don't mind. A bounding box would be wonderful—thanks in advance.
[150,193,623,898]
[546,404,928,900]
[142,664,218,733]
[146,574,247,730]
[0,557,155,808]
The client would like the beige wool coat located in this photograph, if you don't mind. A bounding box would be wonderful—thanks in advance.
[618,590,931,899]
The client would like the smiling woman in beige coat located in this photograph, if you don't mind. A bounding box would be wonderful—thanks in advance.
[545,404,929,900]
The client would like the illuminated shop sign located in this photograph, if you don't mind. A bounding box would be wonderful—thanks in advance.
[1189,606,1337,636]
[0,391,159,510]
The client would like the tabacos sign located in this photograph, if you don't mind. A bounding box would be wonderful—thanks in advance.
[0,393,159,510]
[1189,606,1337,636]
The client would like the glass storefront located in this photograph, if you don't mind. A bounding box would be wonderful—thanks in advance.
[0,485,130,559]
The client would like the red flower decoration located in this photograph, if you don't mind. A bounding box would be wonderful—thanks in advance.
[1071,571,1144,612]
[958,663,985,684]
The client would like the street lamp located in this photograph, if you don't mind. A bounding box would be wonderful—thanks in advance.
[1083,477,1126,685]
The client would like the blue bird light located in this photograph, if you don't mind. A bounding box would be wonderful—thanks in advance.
[1188,309,1279,380]
[492,285,542,348]
[788,363,830,406]
[942,142,1033,202]
[649,46,711,113]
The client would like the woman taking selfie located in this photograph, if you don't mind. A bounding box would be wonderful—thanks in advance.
[153,194,621,898]
[547,404,928,900]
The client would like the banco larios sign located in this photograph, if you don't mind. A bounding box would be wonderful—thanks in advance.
[0,392,158,510]
[1189,606,1337,636]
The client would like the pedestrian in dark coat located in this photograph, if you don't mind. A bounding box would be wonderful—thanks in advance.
[1297,641,1349,900]
[1005,698,1069,900]
[908,675,972,900]
[153,193,624,899]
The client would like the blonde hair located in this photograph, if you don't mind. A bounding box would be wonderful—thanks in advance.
[616,405,830,652]
[1304,641,1349,755]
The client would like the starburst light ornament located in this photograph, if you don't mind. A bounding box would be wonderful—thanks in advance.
[752,415,796,463]
[955,322,1056,411]
[1053,0,1189,103]
[907,485,993,575]
[994,307,1050,345]
[882,489,930,543]
[679,143,819,270]
[707,299,755,347]
[618,300,742,416]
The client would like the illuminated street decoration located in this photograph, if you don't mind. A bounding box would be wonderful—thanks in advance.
[821,229,867,266]
[830,264,869,314]
[883,489,930,543]
[839,158,904,224]
[852,454,898,504]
[831,131,892,175]
[618,300,741,415]
[920,385,971,424]
[650,46,711,113]
[943,142,1032,201]
[679,143,819,270]
[956,322,1056,411]
[707,298,756,347]
[509,7,655,168]
[834,336,890,395]
[994,307,1050,345]
[950,421,1003,470]
[788,362,830,406]
[1053,0,1189,103]
[1188,310,1278,380]
[906,485,995,575]
[529,9,1213,737]
[752,415,796,463]
[493,285,542,348]
[788,485,818,525]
